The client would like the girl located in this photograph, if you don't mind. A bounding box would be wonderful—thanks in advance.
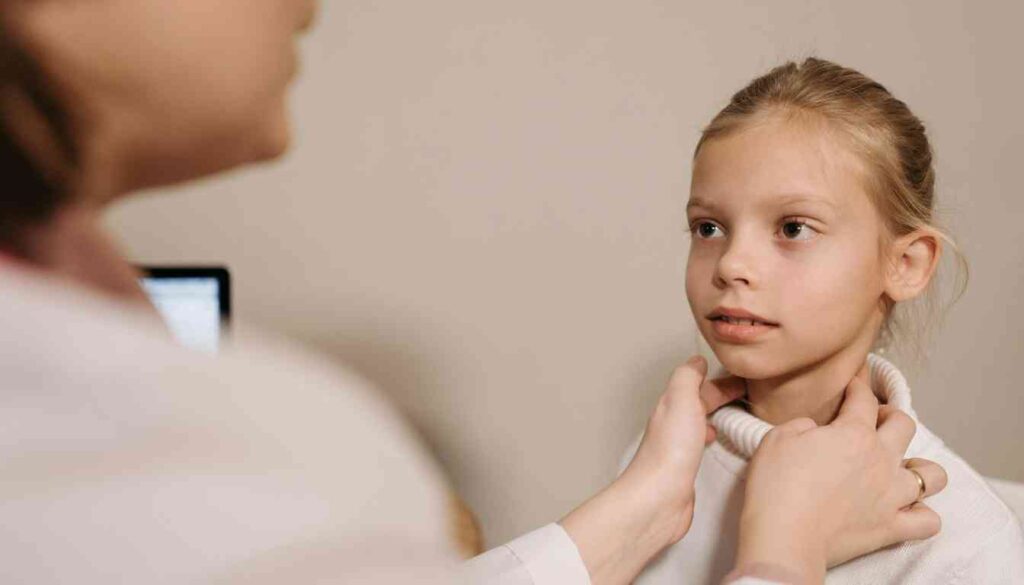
[626,58,1024,583]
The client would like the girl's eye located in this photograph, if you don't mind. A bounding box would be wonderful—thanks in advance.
[692,221,725,239]
[779,220,817,241]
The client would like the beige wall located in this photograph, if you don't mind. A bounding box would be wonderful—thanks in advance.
[108,0,1024,547]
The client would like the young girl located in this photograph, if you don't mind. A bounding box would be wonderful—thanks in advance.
[624,58,1024,583]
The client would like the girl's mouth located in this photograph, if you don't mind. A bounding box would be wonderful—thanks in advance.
[712,315,774,326]
[708,315,779,343]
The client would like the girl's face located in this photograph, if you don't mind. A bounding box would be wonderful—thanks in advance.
[11,0,318,194]
[686,116,889,380]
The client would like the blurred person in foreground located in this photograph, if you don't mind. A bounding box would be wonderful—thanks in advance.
[0,1,947,583]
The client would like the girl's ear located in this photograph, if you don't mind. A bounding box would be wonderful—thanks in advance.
[885,228,941,302]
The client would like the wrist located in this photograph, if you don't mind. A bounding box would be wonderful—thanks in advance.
[724,562,814,585]
[735,510,826,584]
[617,466,693,549]
[559,470,690,585]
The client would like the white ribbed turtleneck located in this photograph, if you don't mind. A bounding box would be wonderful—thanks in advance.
[709,353,920,460]
[631,352,1024,585]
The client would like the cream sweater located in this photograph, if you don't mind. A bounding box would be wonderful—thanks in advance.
[623,354,1024,584]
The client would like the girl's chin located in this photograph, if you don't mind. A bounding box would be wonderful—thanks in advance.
[712,346,790,380]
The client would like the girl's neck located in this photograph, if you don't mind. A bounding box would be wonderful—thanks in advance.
[744,338,879,426]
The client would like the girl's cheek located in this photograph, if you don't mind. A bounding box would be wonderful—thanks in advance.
[684,259,710,302]
[685,251,716,282]
[793,249,876,313]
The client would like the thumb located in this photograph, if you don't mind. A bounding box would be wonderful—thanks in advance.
[657,355,709,415]
[639,356,710,462]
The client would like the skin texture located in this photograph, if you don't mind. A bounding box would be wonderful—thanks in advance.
[1,5,948,583]
[2,0,316,300]
[563,359,946,585]
[11,0,317,197]
[733,369,947,583]
[686,113,940,425]
[561,357,744,585]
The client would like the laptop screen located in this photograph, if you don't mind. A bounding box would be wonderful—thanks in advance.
[140,267,231,353]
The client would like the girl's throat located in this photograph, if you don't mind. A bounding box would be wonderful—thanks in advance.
[742,352,876,426]
[746,380,847,426]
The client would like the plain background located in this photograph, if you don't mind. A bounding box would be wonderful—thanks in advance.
[108,0,1024,548]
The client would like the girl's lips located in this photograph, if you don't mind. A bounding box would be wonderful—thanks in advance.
[709,317,779,343]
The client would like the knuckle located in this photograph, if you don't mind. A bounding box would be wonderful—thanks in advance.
[927,462,949,492]
[936,465,949,490]
[922,507,942,537]
[894,410,916,431]
[791,416,815,428]
[900,504,942,540]
[762,426,785,444]
[844,427,871,450]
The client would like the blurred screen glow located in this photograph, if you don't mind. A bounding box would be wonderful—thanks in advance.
[142,277,222,353]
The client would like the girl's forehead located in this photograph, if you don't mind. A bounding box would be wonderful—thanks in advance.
[689,119,870,213]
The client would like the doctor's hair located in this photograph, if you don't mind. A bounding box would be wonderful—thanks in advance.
[694,57,969,366]
[0,13,76,258]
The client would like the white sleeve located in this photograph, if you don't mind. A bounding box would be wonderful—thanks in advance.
[460,523,591,584]
[457,522,790,585]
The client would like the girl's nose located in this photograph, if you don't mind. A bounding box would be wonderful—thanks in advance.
[714,238,756,289]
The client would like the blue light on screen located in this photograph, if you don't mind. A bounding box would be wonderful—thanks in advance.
[141,277,222,353]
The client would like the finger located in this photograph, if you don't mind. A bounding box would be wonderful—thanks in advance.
[637,356,713,476]
[659,356,709,415]
[877,405,916,456]
[889,502,942,543]
[834,376,879,429]
[705,424,717,445]
[898,466,927,509]
[772,416,817,437]
[699,375,746,415]
[855,360,870,384]
[668,355,708,392]
[904,458,948,500]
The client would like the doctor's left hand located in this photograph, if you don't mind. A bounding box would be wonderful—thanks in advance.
[559,355,743,585]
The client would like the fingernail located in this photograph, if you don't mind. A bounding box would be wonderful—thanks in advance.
[688,355,707,370]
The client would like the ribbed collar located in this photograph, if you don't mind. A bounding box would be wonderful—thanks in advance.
[709,353,919,460]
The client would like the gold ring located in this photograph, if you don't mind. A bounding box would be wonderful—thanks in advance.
[907,467,927,502]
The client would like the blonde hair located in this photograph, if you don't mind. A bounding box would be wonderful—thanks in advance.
[695,57,968,365]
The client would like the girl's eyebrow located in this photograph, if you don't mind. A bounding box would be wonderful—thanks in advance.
[685,193,838,213]
[773,193,838,211]
[686,197,715,211]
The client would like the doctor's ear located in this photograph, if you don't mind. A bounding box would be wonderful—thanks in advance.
[884,228,941,302]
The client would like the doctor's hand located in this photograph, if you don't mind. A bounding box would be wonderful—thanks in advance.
[560,355,743,585]
[730,368,948,584]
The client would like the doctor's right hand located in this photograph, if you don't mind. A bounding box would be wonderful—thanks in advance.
[730,369,948,584]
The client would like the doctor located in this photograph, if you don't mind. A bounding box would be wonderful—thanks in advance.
[0,1,945,583]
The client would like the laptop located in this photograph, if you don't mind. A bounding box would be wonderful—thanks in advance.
[139,266,231,353]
